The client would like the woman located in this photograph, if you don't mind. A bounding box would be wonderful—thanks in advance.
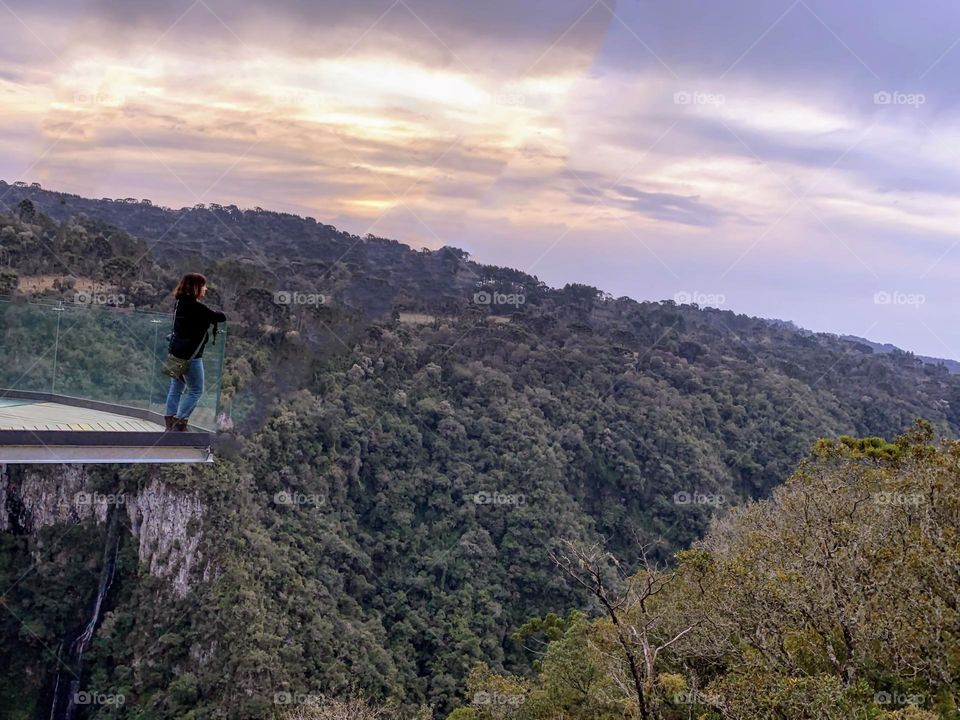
[164,273,227,431]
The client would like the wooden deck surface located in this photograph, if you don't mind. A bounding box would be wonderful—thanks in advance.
[0,399,163,432]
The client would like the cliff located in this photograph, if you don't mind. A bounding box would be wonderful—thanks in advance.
[0,464,209,597]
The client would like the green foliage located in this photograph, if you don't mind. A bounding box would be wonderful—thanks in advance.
[3,197,960,717]
[472,427,960,719]
[511,611,581,665]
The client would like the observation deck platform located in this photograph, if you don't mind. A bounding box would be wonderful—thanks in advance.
[0,298,225,464]
[0,392,213,463]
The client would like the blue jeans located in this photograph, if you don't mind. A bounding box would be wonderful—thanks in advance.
[164,359,204,420]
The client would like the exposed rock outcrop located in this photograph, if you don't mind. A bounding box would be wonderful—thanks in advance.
[125,478,208,598]
[0,464,107,533]
[0,464,209,597]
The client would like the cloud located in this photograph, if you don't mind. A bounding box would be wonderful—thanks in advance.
[6,0,960,356]
[589,183,724,227]
[603,0,960,90]
[4,0,616,77]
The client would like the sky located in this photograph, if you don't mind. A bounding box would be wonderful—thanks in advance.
[2,0,960,357]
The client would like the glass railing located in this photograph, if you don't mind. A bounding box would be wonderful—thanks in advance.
[0,298,226,431]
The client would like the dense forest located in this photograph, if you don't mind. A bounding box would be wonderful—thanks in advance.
[0,184,958,718]
[452,422,960,720]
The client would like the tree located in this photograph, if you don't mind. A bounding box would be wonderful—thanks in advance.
[656,422,960,718]
[282,697,403,720]
[0,268,18,294]
[550,540,699,719]
[17,198,35,222]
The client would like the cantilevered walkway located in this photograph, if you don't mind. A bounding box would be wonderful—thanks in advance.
[0,298,225,463]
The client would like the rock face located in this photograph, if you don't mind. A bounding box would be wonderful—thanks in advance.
[125,478,208,598]
[0,464,208,597]
[0,464,107,532]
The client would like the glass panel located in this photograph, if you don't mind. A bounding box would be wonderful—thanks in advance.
[0,298,226,431]
[0,300,59,393]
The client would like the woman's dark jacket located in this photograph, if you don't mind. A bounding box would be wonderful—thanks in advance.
[168,295,227,360]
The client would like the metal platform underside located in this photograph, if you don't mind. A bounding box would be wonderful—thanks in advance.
[0,393,212,464]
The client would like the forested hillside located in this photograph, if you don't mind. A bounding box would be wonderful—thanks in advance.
[459,422,960,719]
[1,184,958,718]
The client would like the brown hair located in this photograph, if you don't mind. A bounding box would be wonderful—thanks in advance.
[174,272,207,300]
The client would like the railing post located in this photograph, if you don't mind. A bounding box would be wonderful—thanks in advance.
[215,329,226,424]
[51,301,64,394]
[150,319,162,410]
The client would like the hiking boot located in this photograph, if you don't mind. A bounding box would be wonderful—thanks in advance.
[173,418,189,432]
[164,415,175,431]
